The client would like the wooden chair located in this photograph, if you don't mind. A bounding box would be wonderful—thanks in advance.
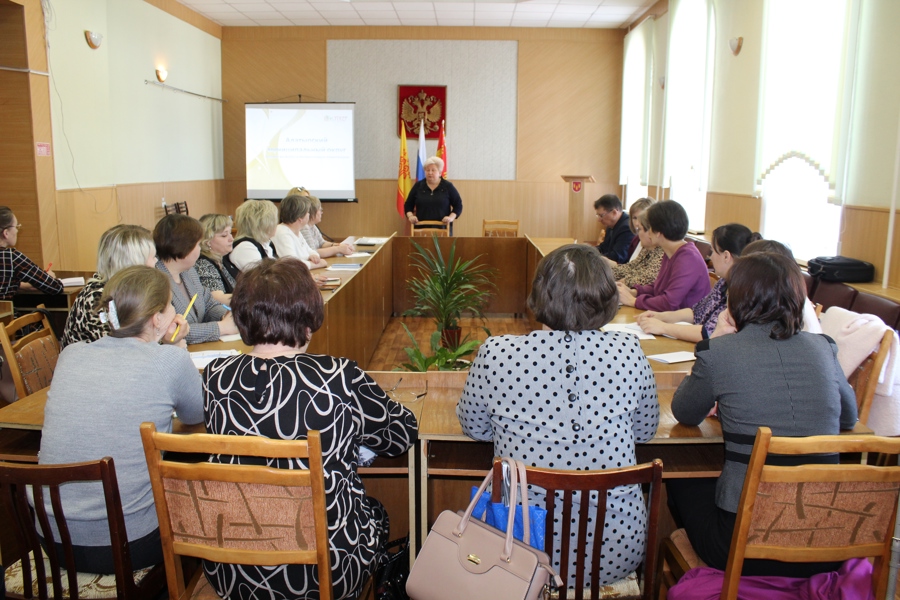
[140,423,333,600]
[0,304,61,399]
[660,427,900,600]
[0,457,166,600]
[163,201,189,215]
[708,271,720,288]
[847,329,894,426]
[483,219,519,237]
[411,221,449,237]
[492,459,664,600]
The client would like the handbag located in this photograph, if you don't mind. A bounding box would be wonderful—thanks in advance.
[407,457,562,600]
[807,256,875,283]
[469,463,547,551]
[375,536,410,600]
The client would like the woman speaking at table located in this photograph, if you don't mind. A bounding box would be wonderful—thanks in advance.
[39,265,203,573]
[404,156,462,234]
[667,251,857,576]
[202,257,418,600]
[458,244,659,589]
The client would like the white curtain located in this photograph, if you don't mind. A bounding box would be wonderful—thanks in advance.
[620,17,655,190]
[662,0,716,232]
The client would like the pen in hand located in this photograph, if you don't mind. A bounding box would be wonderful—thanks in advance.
[171,293,197,342]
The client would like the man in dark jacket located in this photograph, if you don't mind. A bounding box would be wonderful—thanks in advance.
[594,194,634,264]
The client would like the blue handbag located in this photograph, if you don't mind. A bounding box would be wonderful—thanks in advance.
[469,460,547,552]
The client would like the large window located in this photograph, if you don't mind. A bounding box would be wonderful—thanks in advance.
[620,16,655,204]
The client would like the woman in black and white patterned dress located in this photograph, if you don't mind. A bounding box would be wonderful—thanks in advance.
[457,244,659,589]
[202,257,418,600]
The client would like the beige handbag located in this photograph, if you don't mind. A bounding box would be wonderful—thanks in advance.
[407,457,562,600]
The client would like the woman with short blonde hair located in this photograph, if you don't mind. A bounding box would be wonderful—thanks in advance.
[227,200,279,273]
[61,224,157,348]
[196,214,235,303]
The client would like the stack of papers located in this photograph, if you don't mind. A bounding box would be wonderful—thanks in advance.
[190,349,240,370]
[601,323,655,340]
[356,237,390,246]
[60,277,85,287]
[218,333,243,342]
[647,351,695,364]
[329,263,362,270]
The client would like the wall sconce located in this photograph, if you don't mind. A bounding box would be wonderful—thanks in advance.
[84,31,103,50]
[156,68,168,83]
[729,37,743,56]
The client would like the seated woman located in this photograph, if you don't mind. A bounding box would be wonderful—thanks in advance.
[457,244,659,588]
[38,265,203,574]
[272,194,328,270]
[668,252,857,577]
[302,195,355,258]
[610,198,664,288]
[226,200,280,274]
[636,223,761,342]
[617,200,710,311]
[154,214,237,344]
[196,214,235,304]
[0,206,63,300]
[202,257,418,600]
[61,224,157,348]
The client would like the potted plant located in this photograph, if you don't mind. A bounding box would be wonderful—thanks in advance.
[397,324,480,371]
[404,237,496,349]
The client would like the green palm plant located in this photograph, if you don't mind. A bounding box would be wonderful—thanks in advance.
[404,236,496,348]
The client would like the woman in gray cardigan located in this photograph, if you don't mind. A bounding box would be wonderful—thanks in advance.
[668,252,857,577]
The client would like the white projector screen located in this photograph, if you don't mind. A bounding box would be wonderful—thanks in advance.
[245,103,357,201]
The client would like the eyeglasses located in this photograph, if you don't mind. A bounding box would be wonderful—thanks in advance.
[4,224,22,231]
[386,377,428,402]
[596,211,609,220]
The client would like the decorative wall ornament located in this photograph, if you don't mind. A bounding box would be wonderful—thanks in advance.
[399,85,446,139]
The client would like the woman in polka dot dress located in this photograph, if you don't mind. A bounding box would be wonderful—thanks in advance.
[458,243,659,588]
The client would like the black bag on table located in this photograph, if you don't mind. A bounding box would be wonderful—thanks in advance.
[807,256,875,283]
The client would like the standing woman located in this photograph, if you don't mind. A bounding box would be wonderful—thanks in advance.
[301,195,355,258]
[38,266,203,574]
[610,198,664,288]
[226,200,279,273]
[617,200,710,311]
[61,225,157,348]
[154,214,237,344]
[404,156,462,235]
[636,223,761,342]
[0,206,63,299]
[196,214,235,303]
[458,244,659,589]
[668,252,857,576]
[202,258,418,600]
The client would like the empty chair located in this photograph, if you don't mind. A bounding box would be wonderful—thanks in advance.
[0,304,60,399]
[801,270,817,298]
[0,457,165,600]
[411,221,450,237]
[848,329,894,425]
[661,427,900,600]
[811,279,858,310]
[492,459,663,600]
[849,291,900,330]
[482,219,519,237]
[141,423,334,600]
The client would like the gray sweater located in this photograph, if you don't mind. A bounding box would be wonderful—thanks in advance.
[39,336,204,546]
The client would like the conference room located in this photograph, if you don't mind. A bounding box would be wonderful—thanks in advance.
[2,0,900,598]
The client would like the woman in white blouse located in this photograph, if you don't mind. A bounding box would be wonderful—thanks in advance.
[271,194,328,270]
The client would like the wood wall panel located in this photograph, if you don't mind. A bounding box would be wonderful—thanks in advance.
[31,74,58,267]
[839,205,900,288]
[142,0,222,38]
[55,188,120,271]
[704,192,762,233]
[0,2,27,67]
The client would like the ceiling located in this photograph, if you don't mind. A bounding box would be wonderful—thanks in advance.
[176,0,655,29]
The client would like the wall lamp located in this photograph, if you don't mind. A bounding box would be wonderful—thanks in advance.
[84,31,103,50]
[156,68,168,83]
[729,37,743,56]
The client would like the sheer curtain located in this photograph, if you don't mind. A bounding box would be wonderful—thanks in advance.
[662,0,716,232]
[758,0,857,258]
[620,16,655,205]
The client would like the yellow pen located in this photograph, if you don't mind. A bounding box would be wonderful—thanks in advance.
[170,293,197,342]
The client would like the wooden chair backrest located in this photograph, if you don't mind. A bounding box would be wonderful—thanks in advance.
[411,221,449,237]
[0,457,162,600]
[709,271,720,288]
[140,423,332,600]
[847,329,893,425]
[723,427,900,600]
[482,220,519,237]
[0,305,61,399]
[491,459,663,600]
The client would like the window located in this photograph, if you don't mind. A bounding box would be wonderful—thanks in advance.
[620,17,655,196]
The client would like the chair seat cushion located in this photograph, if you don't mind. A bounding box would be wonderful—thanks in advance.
[4,551,153,599]
[670,528,707,570]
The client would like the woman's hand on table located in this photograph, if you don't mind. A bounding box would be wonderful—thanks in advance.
[636,316,668,336]
[47,269,58,279]
[309,257,328,270]
[164,314,190,347]
[313,274,330,287]
[218,311,238,336]
[616,282,637,307]
[337,242,355,255]
[309,250,321,262]
[407,214,419,225]
[442,213,456,224]
[710,309,736,338]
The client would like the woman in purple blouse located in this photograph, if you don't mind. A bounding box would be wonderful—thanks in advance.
[617,201,711,312]
[634,224,761,342]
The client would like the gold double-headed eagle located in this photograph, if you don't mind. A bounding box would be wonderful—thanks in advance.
[401,90,443,135]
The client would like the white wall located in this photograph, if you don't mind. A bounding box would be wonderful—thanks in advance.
[46,0,223,189]
[327,40,518,180]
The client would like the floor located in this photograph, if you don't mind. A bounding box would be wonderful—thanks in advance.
[366,315,534,371]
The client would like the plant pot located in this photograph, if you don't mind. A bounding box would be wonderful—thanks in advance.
[440,327,461,349]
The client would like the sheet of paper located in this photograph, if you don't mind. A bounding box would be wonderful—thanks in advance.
[60,277,85,287]
[647,351,696,364]
[218,333,242,342]
[190,349,240,369]
[344,252,372,258]
[356,237,390,246]
[328,263,362,270]
[601,323,655,340]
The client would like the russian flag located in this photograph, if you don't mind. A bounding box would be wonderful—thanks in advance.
[415,120,427,181]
